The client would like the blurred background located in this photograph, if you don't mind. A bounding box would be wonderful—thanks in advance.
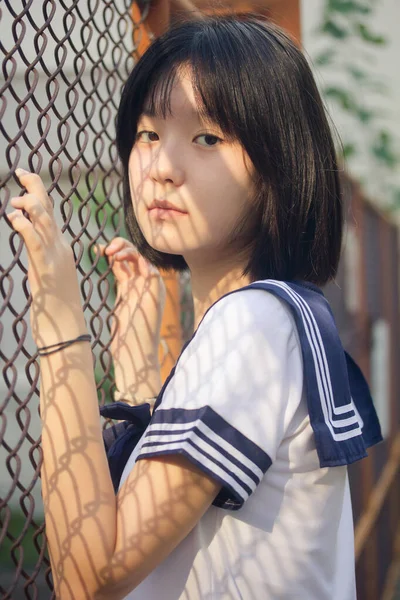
[1,1,399,598]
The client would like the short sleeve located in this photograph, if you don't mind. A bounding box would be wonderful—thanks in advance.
[136,289,303,510]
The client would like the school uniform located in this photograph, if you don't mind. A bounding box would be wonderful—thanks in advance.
[100,280,382,599]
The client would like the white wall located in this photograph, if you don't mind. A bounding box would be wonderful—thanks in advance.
[1,1,134,514]
[0,2,134,178]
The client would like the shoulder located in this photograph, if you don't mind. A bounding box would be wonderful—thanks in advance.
[196,285,297,348]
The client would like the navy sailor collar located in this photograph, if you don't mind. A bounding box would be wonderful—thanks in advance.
[101,279,382,492]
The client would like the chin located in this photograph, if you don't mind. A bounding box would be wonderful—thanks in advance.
[147,238,186,255]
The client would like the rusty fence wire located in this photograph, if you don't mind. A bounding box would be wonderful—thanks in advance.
[1,2,400,600]
[0,2,196,597]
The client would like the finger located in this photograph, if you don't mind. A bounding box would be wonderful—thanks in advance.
[112,248,140,262]
[113,249,149,279]
[15,169,53,213]
[114,250,154,279]
[112,259,135,282]
[93,241,125,259]
[93,243,106,257]
[105,237,130,255]
[8,210,42,252]
[10,194,53,228]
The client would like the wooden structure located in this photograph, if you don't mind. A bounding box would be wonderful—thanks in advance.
[326,176,400,600]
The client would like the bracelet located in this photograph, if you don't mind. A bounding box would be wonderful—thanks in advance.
[113,389,157,409]
[37,334,92,356]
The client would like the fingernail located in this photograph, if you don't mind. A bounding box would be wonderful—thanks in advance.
[16,168,29,176]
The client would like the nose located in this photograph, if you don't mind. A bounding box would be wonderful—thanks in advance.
[148,142,185,187]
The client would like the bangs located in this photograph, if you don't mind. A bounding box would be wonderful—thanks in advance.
[140,61,240,141]
[116,19,265,164]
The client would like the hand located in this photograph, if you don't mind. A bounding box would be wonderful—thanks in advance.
[99,236,167,344]
[8,170,87,347]
[97,237,166,394]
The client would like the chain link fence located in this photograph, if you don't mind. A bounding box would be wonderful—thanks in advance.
[1,2,400,599]
[0,1,193,597]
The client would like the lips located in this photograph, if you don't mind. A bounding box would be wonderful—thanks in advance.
[148,199,187,213]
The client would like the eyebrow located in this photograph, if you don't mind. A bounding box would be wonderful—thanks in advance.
[141,105,213,123]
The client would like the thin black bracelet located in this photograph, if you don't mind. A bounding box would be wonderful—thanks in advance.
[37,334,92,357]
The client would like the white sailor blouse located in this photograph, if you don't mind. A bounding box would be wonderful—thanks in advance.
[100,280,382,508]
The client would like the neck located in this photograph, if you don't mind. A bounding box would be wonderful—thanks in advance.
[188,258,253,331]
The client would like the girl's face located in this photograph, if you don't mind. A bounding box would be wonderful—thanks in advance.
[128,68,256,266]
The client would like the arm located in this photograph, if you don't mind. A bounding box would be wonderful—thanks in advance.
[98,238,164,426]
[99,237,165,402]
[41,343,220,599]
[97,454,220,599]
[111,320,162,403]
[9,172,221,599]
[39,336,117,598]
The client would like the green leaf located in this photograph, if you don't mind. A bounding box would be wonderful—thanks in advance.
[355,23,386,45]
[392,188,400,209]
[356,108,374,123]
[371,131,398,168]
[95,361,115,400]
[328,0,371,14]
[323,88,374,123]
[386,187,400,212]
[323,86,357,112]
[315,48,337,66]
[342,142,357,159]
[346,65,368,81]
[321,20,349,39]
[0,510,46,568]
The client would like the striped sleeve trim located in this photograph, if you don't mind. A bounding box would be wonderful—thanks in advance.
[136,406,272,507]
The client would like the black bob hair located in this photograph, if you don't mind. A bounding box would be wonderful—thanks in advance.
[116,13,343,286]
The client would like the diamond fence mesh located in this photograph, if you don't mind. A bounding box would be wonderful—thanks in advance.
[0,1,193,597]
[1,2,399,599]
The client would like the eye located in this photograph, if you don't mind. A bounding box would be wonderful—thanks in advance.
[136,130,159,143]
[194,134,222,147]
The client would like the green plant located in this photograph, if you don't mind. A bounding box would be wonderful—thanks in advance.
[313,0,400,210]
[0,509,47,568]
[71,186,127,404]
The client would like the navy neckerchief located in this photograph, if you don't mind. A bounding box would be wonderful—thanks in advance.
[100,279,382,493]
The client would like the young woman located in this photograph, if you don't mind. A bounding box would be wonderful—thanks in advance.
[8,13,381,600]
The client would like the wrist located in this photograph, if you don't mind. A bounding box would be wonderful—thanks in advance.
[112,302,162,346]
[114,360,162,399]
[33,316,88,349]
[37,333,92,356]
